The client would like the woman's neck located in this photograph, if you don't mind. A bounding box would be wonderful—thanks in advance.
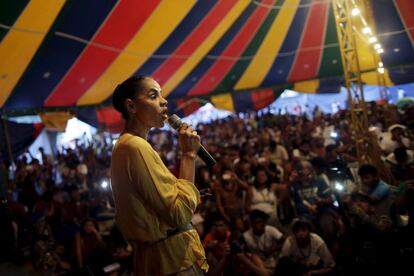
[124,120,148,140]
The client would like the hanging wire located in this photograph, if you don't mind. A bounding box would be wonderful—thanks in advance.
[0,16,413,61]
[251,0,329,9]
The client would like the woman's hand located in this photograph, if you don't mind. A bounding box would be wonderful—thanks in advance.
[178,123,200,156]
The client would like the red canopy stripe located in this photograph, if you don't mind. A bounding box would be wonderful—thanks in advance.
[251,88,274,110]
[175,99,201,117]
[187,0,276,96]
[152,1,239,86]
[288,0,329,82]
[394,0,414,47]
[96,106,124,133]
[44,0,160,107]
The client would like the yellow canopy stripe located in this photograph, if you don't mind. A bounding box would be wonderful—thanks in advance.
[77,0,196,105]
[293,79,319,93]
[235,0,300,90]
[211,93,235,112]
[161,0,250,97]
[0,0,66,107]
[39,111,73,132]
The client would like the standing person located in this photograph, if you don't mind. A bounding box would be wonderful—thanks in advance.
[110,76,207,275]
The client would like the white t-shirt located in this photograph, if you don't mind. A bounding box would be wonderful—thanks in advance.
[243,226,283,251]
[250,187,277,215]
[280,233,335,268]
[378,132,410,154]
[243,225,283,271]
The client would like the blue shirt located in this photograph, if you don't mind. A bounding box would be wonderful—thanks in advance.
[291,178,332,216]
[368,180,390,201]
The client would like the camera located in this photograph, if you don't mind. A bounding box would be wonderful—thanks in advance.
[230,240,245,254]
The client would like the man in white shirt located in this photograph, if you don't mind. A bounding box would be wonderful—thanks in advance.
[243,210,285,274]
[277,219,335,276]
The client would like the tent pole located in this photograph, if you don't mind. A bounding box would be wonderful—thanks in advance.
[45,130,57,163]
[1,117,14,165]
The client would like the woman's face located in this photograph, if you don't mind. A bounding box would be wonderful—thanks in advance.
[128,78,168,129]
[256,170,268,184]
[84,221,95,234]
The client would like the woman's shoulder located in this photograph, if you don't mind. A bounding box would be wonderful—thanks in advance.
[116,133,151,150]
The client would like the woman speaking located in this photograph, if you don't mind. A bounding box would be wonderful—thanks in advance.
[110,76,207,275]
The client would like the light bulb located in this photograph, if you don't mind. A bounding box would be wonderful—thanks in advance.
[351,8,360,16]
[363,27,371,34]
[369,37,377,44]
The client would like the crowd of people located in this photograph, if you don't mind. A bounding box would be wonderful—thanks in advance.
[1,101,413,275]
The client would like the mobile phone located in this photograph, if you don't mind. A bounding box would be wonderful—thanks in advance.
[103,262,121,273]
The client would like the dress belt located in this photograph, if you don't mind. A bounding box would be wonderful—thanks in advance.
[145,223,193,246]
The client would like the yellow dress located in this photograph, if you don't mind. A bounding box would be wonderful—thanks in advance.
[111,133,208,275]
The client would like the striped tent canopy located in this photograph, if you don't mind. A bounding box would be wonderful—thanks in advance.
[1,0,414,128]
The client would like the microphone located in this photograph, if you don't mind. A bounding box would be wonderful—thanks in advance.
[168,114,216,167]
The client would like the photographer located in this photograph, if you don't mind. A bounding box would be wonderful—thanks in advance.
[211,235,269,276]
[203,214,231,271]
[347,192,395,275]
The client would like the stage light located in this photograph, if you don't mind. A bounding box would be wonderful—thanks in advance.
[351,8,360,16]
[362,27,371,34]
[334,182,344,191]
[101,180,109,189]
[369,37,377,44]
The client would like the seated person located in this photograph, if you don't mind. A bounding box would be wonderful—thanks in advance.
[276,219,335,276]
[395,180,414,226]
[246,166,279,227]
[384,147,414,182]
[348,192,393,233]
[357,164,392,216]
[203,214,231,271]
[347,192,397,275]
[74,218,109,274]
[212,235,270,276]
[289,161,340,243]
[243,210,285,274]
[216,169,248,232]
